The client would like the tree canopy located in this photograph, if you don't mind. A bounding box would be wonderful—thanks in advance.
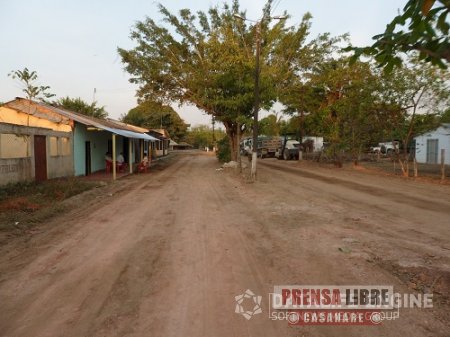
[349,0,450,70]
[185,124,226,149]
[122,100,187,142]
[8,67,55,101]
[118,0,330,159]
[55,97,108,119]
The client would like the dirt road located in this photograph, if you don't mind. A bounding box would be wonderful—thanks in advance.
[0,152,449,337]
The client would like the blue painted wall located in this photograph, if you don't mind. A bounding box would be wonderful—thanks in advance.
[74,123,126,176]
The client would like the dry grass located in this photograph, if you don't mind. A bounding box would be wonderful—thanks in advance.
[0,178,101,232]
[358,159,450,181]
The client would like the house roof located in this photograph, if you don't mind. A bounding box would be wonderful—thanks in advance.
[175,142,193,147]
[150,128,170,139]
[106,118,150,133]
[4,98,158,141]
[414,123,450,138]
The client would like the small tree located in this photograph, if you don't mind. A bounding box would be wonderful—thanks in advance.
[378,57,450,175]
[216,136,232,163]
[8,67,55,101]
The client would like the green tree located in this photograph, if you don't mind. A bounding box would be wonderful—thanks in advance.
[8,67,55,101]
[349,0,450,70]
[281,56,388,165]
[279,33,347,143]
[55,97,108,119]
[376,58,450,174]
[216,136,232,162]
[122,100,187,142]
[259,114,282,136]
[441,108,450,122]
[118,1,322,160]
[185,124,226,149]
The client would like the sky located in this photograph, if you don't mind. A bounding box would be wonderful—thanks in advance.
[0,0,406,127]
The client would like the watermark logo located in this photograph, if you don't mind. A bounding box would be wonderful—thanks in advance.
[235,289,262,320]
[269,285,431,326]
[234,285,433,326]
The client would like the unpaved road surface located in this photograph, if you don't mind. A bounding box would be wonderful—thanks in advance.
[0,152,449,337]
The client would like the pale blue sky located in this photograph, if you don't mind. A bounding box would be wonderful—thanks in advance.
[0,0,406,126]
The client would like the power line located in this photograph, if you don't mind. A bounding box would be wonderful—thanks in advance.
[271,0,283,15]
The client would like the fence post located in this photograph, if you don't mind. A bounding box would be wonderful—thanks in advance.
[414,157,418,178]
[441,149,445,182]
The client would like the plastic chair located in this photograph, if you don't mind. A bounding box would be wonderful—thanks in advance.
[105,160,112,173]
[117,162,128,173]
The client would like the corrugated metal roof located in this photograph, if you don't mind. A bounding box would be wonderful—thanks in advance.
[150,128,170,138]
[5,98,157,141]
[106,118,150,133]
[100,126,158,141]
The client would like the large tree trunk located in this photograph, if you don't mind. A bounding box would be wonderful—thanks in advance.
[223,121,239,162]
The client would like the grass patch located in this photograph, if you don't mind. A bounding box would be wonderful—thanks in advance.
[0,178,101,232]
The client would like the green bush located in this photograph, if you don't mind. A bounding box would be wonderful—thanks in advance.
[216,136,231,163]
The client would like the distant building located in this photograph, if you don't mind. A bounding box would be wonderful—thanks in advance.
[172,142,193,150]
[414,124,450,164]
[148,129,170,157]
[302,136,324,152]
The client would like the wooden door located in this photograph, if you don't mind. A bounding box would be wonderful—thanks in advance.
[34,135,47,182]
[85,141,91,175]
[426,139,438,164]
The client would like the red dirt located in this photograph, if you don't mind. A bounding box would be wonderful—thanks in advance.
[0,197,41,212]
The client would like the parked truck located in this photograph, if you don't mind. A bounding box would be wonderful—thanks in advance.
[258,136,281,158]
[240,135,300,160]
[240,136,281,158]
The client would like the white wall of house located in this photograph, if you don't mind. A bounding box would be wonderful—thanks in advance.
[0,123,74,185]
[303,136,324,152]
[415,124,450,164]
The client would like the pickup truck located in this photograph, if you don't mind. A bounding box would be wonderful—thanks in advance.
[275,135,300,160]
[370,141,401,155]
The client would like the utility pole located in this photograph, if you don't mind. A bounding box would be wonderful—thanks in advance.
[251,22,261,180]
[234,13,286,181]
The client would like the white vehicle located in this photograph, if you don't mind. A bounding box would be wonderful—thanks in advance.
[371,141,401,155]
[275,135,300,160]
[240,137,253,156]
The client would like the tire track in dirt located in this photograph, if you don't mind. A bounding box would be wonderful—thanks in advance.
[260,160,450,214]
[0,154,189,337]
[1,153,449,337]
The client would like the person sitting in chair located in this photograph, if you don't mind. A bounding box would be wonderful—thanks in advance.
[138,152,149,172]
[117,152,124,164]
[116,152,127,172]
[105,152,112,173]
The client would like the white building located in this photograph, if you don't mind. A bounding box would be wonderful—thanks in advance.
[415,124,450,164]
[303,136,324,152]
